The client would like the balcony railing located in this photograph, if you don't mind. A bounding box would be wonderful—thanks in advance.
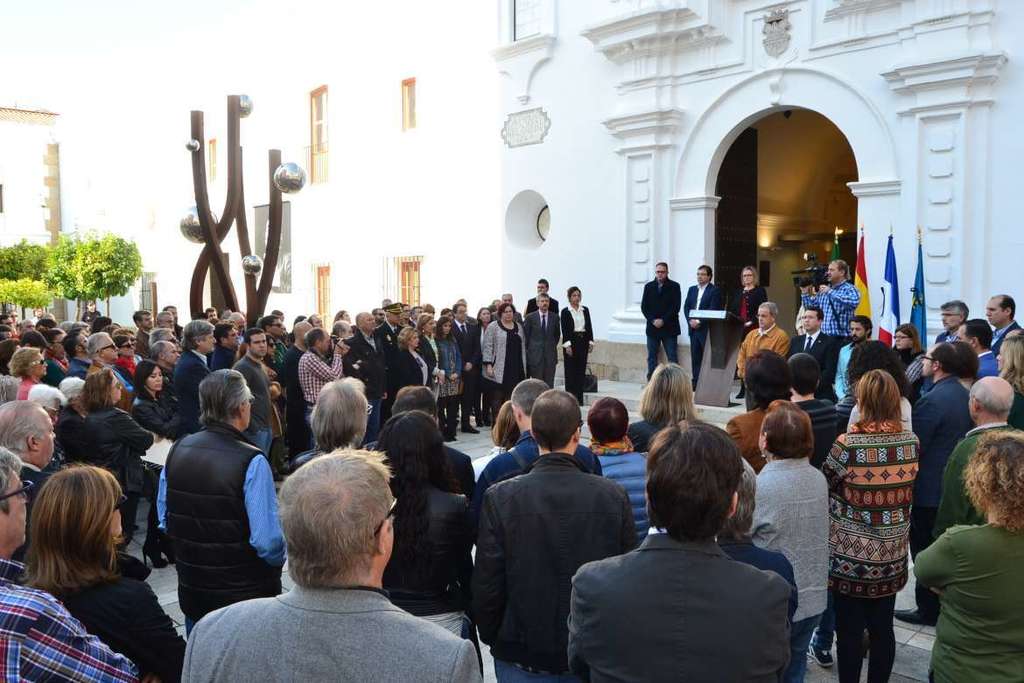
[306,142,328,184]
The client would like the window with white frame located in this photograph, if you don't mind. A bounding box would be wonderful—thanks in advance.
[514,0,543,40]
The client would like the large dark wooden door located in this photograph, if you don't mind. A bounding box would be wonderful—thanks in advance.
[714,128,758,310]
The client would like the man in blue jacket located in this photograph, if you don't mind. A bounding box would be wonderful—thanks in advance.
[175,319,216,437]
[472,379,601,524]
[682,264,723,386]
[896,342,972,627]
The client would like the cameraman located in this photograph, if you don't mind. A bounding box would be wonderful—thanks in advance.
[800,259,860,338]
[297,327,349,446]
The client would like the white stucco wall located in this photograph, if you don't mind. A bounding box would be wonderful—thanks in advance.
[499,0,1021,344]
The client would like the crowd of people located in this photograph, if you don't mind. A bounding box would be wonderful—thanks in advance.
[0,270,1019,682]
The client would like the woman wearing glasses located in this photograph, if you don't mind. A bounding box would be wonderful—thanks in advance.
[10,347,46,401]
[24,466,185,683]
[113,333,138,379]
[41,328,68,388]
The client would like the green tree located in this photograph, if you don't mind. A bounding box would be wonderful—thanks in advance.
[0,240,50,282]
[77,234,143,312]
[0,279,52,309]
[44,236,86,315]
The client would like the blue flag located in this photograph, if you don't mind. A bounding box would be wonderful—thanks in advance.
[910,240,927,342]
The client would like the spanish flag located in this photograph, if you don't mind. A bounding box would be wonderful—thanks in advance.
[854,226,872,317]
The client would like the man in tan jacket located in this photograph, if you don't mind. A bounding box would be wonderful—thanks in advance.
[737,302,790,379]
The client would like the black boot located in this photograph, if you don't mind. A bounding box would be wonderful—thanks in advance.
[142,536,169,569]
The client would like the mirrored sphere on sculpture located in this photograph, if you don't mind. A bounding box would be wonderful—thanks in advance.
[239,95,253,118]
[273,163,306,193]
[241,254,263,276]
[186,139,201,152]
[179,207,205,243]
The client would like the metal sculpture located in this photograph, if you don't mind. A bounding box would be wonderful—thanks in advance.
[184,94,304,325]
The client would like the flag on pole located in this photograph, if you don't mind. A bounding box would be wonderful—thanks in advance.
[854,226,872,318]
[910,228,927,342]
[879,233,900,345]
[831,227,841,261]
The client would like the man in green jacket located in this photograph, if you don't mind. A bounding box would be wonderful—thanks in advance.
[933,376,1016,538]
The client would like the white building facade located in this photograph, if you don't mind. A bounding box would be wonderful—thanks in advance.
[496,0,1021,380]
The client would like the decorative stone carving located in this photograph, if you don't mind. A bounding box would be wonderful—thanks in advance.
[763,8,792,58]
[501,108,552,148]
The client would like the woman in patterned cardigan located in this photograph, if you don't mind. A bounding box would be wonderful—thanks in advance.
[823,369,919,683]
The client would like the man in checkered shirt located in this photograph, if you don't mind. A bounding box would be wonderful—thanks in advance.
[800,259,861,338]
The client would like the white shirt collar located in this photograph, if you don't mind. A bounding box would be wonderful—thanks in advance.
[758,324,777,337]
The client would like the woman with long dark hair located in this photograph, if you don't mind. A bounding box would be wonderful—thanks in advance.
[379,411,473,638]
[560,286,594,405]
[475,307,495,426]
[132,360,179,440]
[434,315,463,442]
[894,323,926,402]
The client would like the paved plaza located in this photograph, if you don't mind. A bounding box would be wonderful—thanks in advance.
[130,381,935,682]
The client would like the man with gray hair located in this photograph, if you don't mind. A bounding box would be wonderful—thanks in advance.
[183,451,480,682]
[737,301,791,386]
[0,401,55,560]
[936,299,969,344]
[174,319,216,436]
[159,369,284,633]
[933,376,1017,537]
[149,327,178,347]
[86,332,132,407]
[151,340,181,401]
[0,446,139,680]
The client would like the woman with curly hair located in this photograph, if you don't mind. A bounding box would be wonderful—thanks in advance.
[915,431,1024,682]
[379,410,473,638]
[997,334,1024,429]
[838,340,912,434]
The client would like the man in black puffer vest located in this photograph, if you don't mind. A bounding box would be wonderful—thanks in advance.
[159,369,285,632]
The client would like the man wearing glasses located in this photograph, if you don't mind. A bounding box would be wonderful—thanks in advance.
[64,330,93,379]
[0,402,55,561]
[258,315,288,375]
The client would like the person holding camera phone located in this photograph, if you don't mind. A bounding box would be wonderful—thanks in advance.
[297,328,349,448]
[799,259,860,338]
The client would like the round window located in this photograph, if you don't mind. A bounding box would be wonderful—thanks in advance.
[536,206,550,242]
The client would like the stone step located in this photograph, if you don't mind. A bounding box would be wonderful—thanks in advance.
[582,379,744,428]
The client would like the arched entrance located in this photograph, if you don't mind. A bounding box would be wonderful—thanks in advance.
[715,109,858,328]
[668,66,902,338]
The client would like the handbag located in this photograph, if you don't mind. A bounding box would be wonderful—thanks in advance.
[583,366,599,394]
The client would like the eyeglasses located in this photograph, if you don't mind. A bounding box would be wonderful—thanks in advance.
[33,359,46,366]
[922,356,934,361]
[118,341,136,348]
[365,403,374,415]
[0,480,33,502]
[114,494,127,511]
[100,344,116,352]
[374,497,398,536]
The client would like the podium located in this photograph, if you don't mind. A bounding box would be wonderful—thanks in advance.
[689,310,746,408]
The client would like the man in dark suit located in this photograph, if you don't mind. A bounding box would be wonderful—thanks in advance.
[175,319,215,436]
[375,304,403,423]
[568,423,791,681]
[788,306,839,400]
[682,264,723,386]
[897,342,973,627]
[640,262,683,381]
[343,313,387,444]
[524,278,560,317]
[523,293,561,387]
[451,303,481,433]
[935,299,968,344]
[987,294,1019,357]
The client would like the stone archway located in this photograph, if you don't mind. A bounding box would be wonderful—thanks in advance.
[669,66,902,306]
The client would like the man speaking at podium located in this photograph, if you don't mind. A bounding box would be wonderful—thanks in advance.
[682,265,722,386]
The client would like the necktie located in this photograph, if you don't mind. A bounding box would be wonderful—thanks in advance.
[805,336,812,352]
[542,314,546,331]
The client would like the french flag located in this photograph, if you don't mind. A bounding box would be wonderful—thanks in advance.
[879,234,900,345]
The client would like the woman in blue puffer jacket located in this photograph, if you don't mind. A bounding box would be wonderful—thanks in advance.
[587,397,649,542]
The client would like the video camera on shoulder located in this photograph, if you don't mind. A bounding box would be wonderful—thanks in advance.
[792,253,829,288]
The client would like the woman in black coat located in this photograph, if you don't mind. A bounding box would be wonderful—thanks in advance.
[380,411,474,639]
[132,360,179,440]
[561,286,594,405]
[729,265,767,398]
[24,466,186,683]
[395,327,430,389]
[81,369,154,551]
